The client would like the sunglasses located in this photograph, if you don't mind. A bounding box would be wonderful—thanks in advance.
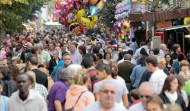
[100,90,115,94]
[140,95,151,99]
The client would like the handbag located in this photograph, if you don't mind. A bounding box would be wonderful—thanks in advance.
[65,91,86,111]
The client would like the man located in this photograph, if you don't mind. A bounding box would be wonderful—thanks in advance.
[0,58,8,66]
[159,44,167,57]
[37,43,51,64]
[118,54,135,90]
[47,68,73,111]
[84,82,127,111]
[49,42,55,56]
[7,74,47,111]
[93,63,129,109]
[69,42,82,64]
[145,56,167,95]
[129,82,154,111]
[134,42,149,64]
[113,47,123,62]
[53,53,72,82]
[20,42,32,63]
[129,38,137,52]
[28,56,48,88]
[26,71,48,99]
[59,43,67,59]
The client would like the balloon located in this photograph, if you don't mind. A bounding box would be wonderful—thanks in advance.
[83,0,88,4]
[89,0,98,5]
[132,0,138,3]
[69,22,82,35]
[184,17,190,32]
[76,9,86,19]
[88,5,99,17]
[122,20,130,33]
[60,1,67,9]
[66,13,77,23]
[56,0,67,10]
[91,15,98,24]
[62,1,74,14]
[79,17,91,29]
[96,0,104,9]
[75,0,82,10]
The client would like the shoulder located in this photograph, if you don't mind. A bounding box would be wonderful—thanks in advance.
[83,101,99,111]
[114,102,127,110]
[129,102,144,111]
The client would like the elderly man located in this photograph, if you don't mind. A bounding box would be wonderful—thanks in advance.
[37,43,51,64]
[159,44,167,57]
[8,74,47,111]
[129,82,154,111]
[84,81,127,111]
[47,68,73,111]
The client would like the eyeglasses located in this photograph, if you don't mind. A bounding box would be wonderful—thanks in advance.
[100,90,115,94]
[140,95,151,99]
[63,58,71,60]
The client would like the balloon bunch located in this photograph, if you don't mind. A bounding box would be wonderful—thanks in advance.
[114,19,130,34]
[54,0,106,35]
[114,0,130,20]
[184,17,190,32]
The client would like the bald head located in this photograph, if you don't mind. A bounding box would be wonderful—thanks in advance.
[26,71,36,83]
[27,42,32,50]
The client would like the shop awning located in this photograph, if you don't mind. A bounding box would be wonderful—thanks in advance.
[156,24,190,31]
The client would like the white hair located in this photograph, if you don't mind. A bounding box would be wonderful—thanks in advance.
[67,64,82,76]
[157,56,165,64]
[160,44,166,49]
[139,82,154,95]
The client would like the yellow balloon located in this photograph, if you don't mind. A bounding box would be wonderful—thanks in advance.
[132,0,138,3]
[79,17,91,29]
[122,20,130,33]
[92,15,98,24]
[184,17,190,32]
[96,0,104,9]
[76,9,86,19]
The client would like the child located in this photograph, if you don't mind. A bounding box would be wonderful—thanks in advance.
[130,89,141,106]
[0,80,9,111]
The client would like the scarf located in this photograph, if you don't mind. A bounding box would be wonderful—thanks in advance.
[164,91,177,104]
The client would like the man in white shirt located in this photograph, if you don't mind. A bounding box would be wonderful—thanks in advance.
[145,56,167,95]
[129,82,154,111]
[159,44,167,57]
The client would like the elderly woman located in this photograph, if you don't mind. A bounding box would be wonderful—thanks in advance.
[48,51,60,74]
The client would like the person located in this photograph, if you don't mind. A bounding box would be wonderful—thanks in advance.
[130,55,147,88]
[129,38,137,52]
[102,52,113,64]
[49,51,60,74]
[59,43,67,59]
[118,54,135,84]
[47,68,73,111]
[0,80,9,111]
[26,71,48,99]
[113,47,123,62]
[129,82,154,111]
[130,89,141,106]
[134,42,149,64]
[7,74,47,111]
[164,104,182,111]
[65,69,95,111]
[37,43,51,64]
[9,64,20,91]
[146,56,167,95]
[83,81,127,111]
[78,45,86,57]
[14,44,23,57]
[170,54,184,74]
[69,42,82,64]
[20,42,32,63]
[157,56,170,76]
[153,48,160,58]
[159,44,167,57]
[93,63,129,109]
[165,54,173,71]
[28,56,48,88]
[159,76,186,111]
[53,53,72,82]
[178,60,190,81]
[171,44,186,63]
[146,96,164,111]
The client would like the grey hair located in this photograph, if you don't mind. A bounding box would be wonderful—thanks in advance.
[157,56,165,64]
[119,43,126,50]
[124,54,131,61]
[100,81,115,91]
[59,68,73,81]
[37,43,44,50]
[53,51,59,55]
[67,64,82,76]
[139,82,154,95]
[160,44,166,49]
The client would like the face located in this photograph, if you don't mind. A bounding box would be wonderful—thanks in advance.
[63,55,71,66]
[145,62,151,72]
[176,47,181,52]
[70,45,76,53]
[0,85,3,94]
[53,53,58,59]
[139,88,152,108]
[0,59,8,67]
[170,79,178,92]
[49,44,54,50]
[105,53,111,59]
[107,48,112,54]
[147,102,163,111]
[16,75,31,93]
[99,83,115,109]
[163,45,167,51]
[149,51,154,56]
[158,58,166,69]
[96,70,106,80]
[118,48,122,53]
[165,55,171,62]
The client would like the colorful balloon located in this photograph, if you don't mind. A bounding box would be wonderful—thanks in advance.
[66,13,77,23]
[184,17,190,32]
[91,15,98,24]
[89,0,98,5]
[77,9,86,19]
[122,20,130,33]
[69,22,82,35]
[88,5,99,17]
[96,0,104,9]
[83,0,88,4]
[79,17,91,29]
[56,0,67,10]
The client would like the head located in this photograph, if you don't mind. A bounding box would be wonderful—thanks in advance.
[0,67,10,80]
[59,68,73,85]
[139,55,147,66]
[149,50,154,56]
[157,56,166,69]
[70,42,77,53]
[179,60,189,72]
[67,64,82,77]
[16,73,34,93]
[175,75,185,91]
[52,51,59,59]
[130,89,140,102]
[49,42,55,51]
[173,44,180,53]
[106,47,112,54]
[145,56,158,72]
[82,55,94,69]
[140,42,145,47]
[96,63,111,80]
[165,54,173,64]
[27,42,32,51]
[28,56,39,68]
[0,58,8,67]
[63,53,72,67]
[26,71,36,88]
[98,81,116,109]
[161,76,179,93]
[104,52,111,60]
[31,46,39,55]
[93,46,101,54]
[153,48,160,55]
[8,64,19,80]
[78,45,86,55]
[60,43,67,52]
[74,69,90,86]
[37,43,44,53]
[108,61,118,79]
[124,54,132,61]
[160,44,167,51]
[132,38,136,42]
[164,104,182,111]
[139,82,154,108]
[146,96,164,111]
[140,48,148,56]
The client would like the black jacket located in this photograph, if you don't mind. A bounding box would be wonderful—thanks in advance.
[159,93,186,111]
[49,58,60,74]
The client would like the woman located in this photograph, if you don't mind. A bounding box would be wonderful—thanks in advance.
[130,55,147,88]
[146,96,164,111]
[165,54,173,71]
[178,60,190,81]
[170,54,184,74]
[159,76,186,111]
[149,49,154,56]
[49,51,60,74]
[65,69,95,111]
[78,45,86,57]
[8,65,20,92]
[0,80,9,111]
[102,52,113,64]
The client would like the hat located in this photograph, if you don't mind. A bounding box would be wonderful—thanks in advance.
[17,39,23,43]
[25,37,31,41]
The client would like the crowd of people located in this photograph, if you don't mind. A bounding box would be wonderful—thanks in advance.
[0,29,190,111]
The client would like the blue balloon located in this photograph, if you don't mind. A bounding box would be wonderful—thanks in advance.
[88,5,99,17]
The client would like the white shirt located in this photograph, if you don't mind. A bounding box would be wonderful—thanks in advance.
[149,69,167,94]
[7,90,47,111]
[129,102,146,111]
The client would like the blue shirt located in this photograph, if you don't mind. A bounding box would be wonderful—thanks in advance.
[1,95,9,111]
[51,60,64,76]
[109,39,117,45]
[130,65,147,88]
[129,42,137,52]
[53,65,66,82]
[172,61,180,74]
